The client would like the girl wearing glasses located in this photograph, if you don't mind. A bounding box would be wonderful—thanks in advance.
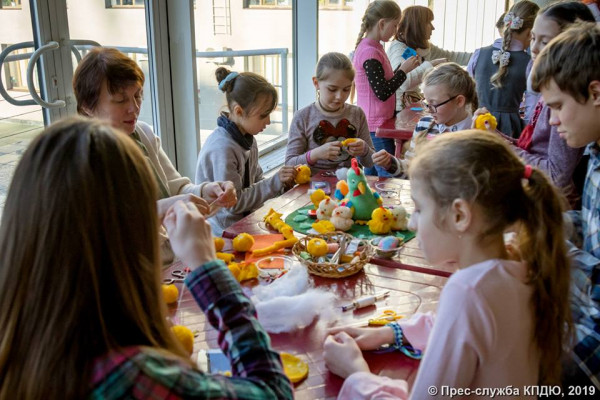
[373,63,477,177]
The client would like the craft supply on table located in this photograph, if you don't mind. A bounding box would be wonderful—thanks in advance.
[162,284,179,304]
[163,269,186,285]
[292,232,371,278]
[368,310,403,326]
[342,291,390,311]
[294,165,311,184]
[171,325,194,354]
[371,236,403,258]
[232,232,255,252]
[280,352,309,383]
[285,204,415,242]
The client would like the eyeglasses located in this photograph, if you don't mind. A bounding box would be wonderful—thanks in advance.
[422,94,459,113]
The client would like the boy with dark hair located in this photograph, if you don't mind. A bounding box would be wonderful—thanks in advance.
[532,21,600,388]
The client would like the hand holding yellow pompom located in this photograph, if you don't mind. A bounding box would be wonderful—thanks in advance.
[474,113,497,131]
[295,165,311,184]
[232,233,254,252]
[171,325,194,354]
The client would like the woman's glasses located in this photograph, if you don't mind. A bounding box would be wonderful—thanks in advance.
[422,94,459,113]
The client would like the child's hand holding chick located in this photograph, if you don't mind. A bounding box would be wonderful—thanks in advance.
[313,141,342,161]
[372,149,393,170]
[278,165,298,188]
[346,138,367,157]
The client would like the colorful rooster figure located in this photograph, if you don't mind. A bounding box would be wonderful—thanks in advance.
[343,158,382,222]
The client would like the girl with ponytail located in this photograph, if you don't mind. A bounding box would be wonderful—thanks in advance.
[324,130,571,398]
[352,0,419,177]
[469,1,538,137]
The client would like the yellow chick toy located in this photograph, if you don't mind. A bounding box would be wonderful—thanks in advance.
[295,165,311,184]
[312,220,336,234]
[330,206,354,231]
[368,207,393,235]
[316,198,337,221]
[310,189,329,209]
[391,206,408,231]
[474,113,498,131]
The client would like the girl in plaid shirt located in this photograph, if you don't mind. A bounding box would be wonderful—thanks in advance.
[0,118,292,400]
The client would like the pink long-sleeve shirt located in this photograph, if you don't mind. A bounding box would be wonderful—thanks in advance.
[339,259,539,400]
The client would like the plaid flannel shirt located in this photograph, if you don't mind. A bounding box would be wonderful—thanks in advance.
[90,260,293,399]
[566,142,600,388]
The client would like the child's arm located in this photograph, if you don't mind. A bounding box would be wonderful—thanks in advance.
[285,113,311,166]
[428,44,472,66]
[354,111,375,168]
[511,121,584,190]
[362,57,416,102]
[466,48,481,77]
[201,144,284,216]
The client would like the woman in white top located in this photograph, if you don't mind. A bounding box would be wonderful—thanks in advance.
[387,6,472,111]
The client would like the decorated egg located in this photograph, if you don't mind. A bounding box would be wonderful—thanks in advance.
[379,236,400,250]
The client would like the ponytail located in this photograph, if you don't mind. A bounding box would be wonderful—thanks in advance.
[355,0,401,50]
[410,130,572,385]
[355,20,369,50]
[519,168,572,385]
[490,1,539,88]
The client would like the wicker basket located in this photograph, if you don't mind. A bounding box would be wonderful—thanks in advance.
[292,232,371,278]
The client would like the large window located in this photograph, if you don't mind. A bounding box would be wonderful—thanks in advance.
[70,1,152,125]
[195,1,293,151]
[105,0,144,8]
[0,0,22,9]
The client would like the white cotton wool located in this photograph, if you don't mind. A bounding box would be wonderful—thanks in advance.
[251,261,339,333]
[254,289,338,333]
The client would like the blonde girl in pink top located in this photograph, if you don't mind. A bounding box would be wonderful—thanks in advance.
[353,0,419,177]
[324,130,572,399]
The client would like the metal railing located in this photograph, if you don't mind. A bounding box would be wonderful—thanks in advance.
[0,43,289,130]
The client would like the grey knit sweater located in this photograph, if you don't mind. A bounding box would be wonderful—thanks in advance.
[195,126,284,235]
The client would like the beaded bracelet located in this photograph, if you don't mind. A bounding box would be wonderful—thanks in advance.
[387,321,423,360]
[306,150,314,165]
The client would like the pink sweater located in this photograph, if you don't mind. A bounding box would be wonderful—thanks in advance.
[339,259,539,399]
[353,38,396,131]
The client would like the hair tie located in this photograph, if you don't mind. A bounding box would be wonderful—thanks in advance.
[523,164,533,179]
[491,49,510,67]
[503,12,523,30]
[218,72,239,92]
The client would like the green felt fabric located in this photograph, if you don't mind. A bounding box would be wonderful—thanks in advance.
[284,205,416,242]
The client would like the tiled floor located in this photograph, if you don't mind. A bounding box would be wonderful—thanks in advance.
[0,121,43,220]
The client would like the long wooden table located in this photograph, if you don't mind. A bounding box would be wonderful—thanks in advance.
[224,172,454,278]
[162,173,456,398]
[167,258,447,400]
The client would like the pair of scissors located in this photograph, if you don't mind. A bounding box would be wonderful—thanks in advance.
[163,270,186,285]
[368,310,403,326]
